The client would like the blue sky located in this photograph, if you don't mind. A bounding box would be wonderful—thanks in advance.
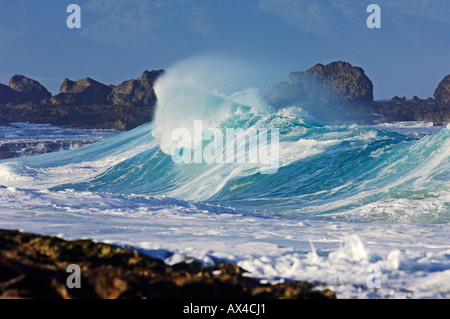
[0,0,449,99]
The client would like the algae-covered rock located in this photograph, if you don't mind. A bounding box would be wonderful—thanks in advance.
[0,229,335,299]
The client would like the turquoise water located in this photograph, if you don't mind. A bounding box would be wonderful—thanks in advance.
[6,92,449,223]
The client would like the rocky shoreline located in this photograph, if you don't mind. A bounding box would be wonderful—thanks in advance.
[0,229,335,299]
[1,62,448,130]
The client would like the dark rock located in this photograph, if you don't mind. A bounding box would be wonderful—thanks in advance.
[0,83,19,104]
[51,77,113,105]
[8,74,52,102]
[268,62,449,125]
[108,70,164,107]
[267,61,375,124]
[371,74,450,125]
[0,229,335,299]
[434,74,450,108]
[290,61,374,105]
[372,95,448,125]
[45,71,165,129]
[0,70,165,130]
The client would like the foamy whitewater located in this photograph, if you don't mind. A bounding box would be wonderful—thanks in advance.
[0,123,118,158]
[1,57,449,298]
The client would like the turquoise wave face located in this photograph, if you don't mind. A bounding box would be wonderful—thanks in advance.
[2,78,449,223]
[7,111,446,222]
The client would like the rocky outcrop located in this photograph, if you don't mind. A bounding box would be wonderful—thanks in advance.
[9,74,52,102]
[108,70,162,107]
[0,83,19,104]
[371,74,450,125]
[267,61,375,124]
[52,77,113,105]
[1,75,51,105]
[0,229,335,299]
[434,75,450,108]
[268,63,449,125]
[290,61,374,105]
[52,70,164,109]
[0,70,164,130]
[372,96,440,124]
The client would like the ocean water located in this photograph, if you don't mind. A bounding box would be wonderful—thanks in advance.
[0,122,118,158]
[0,58,449,299]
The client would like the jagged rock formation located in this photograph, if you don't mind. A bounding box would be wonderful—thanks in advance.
[0,229,335,299]
[52,77,113,106]
[108,70,161,107]
[372,96,441,124]
[372,74,450,125]
[0,70,164,130]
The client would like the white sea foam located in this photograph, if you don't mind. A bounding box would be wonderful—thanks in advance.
[0,186,449,299]
[365,121,446,138]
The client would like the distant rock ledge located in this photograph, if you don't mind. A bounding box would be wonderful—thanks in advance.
[0,229,334,299]
[0,70,164,131]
